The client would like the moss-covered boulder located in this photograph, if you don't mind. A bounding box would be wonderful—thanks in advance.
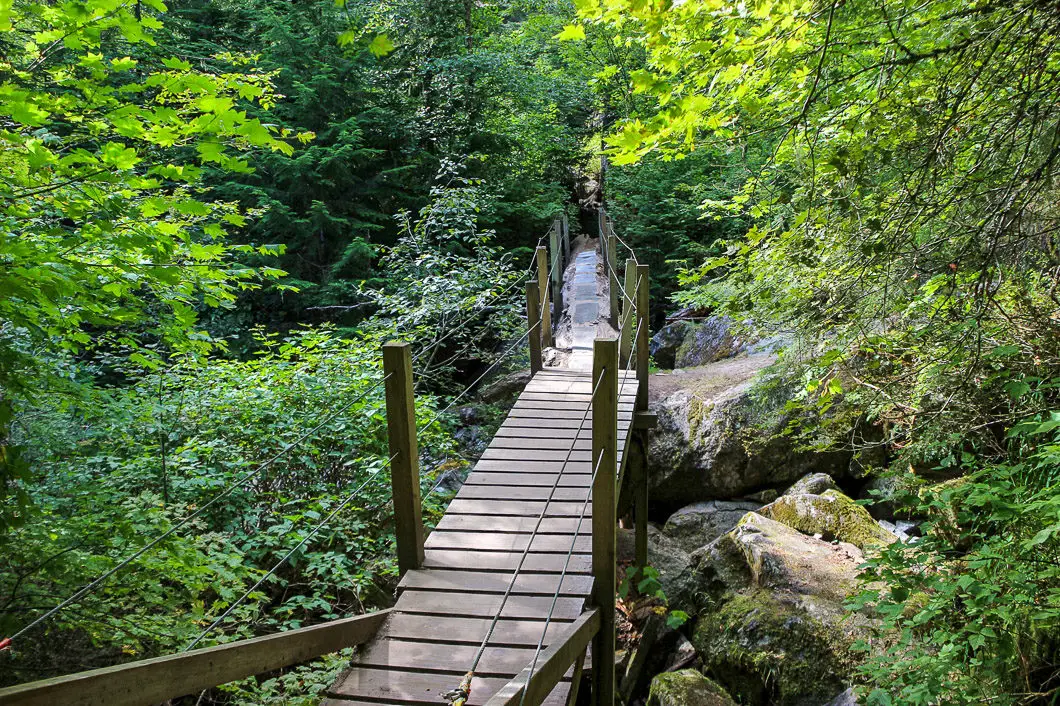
[692,591,857,706]
[783,472,838,496]
[648,376,854,515]
[759,489,896,550]
[663,499,762,552]
[648,669,738,706]
[670,512,867,615]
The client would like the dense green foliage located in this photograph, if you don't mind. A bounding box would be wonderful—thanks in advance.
[0,2,555,697]
[573,0,1060,701]
[7,0,1060,701]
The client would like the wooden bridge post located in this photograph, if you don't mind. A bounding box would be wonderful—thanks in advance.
[591,337,618,706]
[607,229,619,330]
[619,258,636,367]
[525,280,543,374]
[635,264,650,412]
[535,245,554,348]
[561,214,570,267]
[549,220,563,324]
[382,342,424,576]
[634,264,651,572]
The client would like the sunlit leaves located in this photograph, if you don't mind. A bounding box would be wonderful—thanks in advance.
[367,33,395,57]
[0,0,302,401]
[555,24,586,41]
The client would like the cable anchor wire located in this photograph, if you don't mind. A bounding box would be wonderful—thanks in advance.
[442,670,474,706]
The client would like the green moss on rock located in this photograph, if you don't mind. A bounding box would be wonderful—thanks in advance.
[759,489,895,550]
[692,591,855,706]
[648,669,737,706]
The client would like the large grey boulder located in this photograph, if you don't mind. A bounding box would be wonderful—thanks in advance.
[646,525,693,608]
[478,369,532,404]
[650,316,744,369]
[692,590,859,706]
[648,381,852,514]
[663,500,761,553]
[705,513,864,606]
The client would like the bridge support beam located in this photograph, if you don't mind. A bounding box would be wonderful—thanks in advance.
[591,337,618,706]
[607,231,619,330]
[619,258,636,367]
[383,342,424,576]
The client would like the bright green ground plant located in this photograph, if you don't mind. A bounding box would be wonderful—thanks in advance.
[0,326,456,691]
[850,412,1060,704]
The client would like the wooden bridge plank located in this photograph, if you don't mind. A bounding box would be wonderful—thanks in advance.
[393,590,585,620]
[444,499,590,517]
[421,550,591,574]
[512,400,635,412]
[324,668,568,706]
[497,417,611,430]
[464,472,591,487]
[425,532,591,553]
[493,425,631,439]
[398,569,592,596]
[455,485,591,502]
[488,437,622,452]
[383,615,572,648]
[472,459,591,473]
[356,640,545,678]
[479,449,593,462]
[434,515,592,534]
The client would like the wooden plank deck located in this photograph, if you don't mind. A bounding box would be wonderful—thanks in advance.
[324,368,638,706]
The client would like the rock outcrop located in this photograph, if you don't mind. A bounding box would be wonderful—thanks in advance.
[649,380,852,514]
[784,472,838,496]
[650,316,745,370]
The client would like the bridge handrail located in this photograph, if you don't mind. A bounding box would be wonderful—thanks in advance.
[0,609,391,706]
[484,608,600,706]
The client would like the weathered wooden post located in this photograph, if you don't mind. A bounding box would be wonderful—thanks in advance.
[607,230,619,330]
[561,214,571,267]
[591,337,618,706]
[535,245,553,348]
[619,258,636,366]
[634,264,651,570]
[549,220,563,324]
[526,280,543,374]
[635,264,650,412]
[382,342,424,576]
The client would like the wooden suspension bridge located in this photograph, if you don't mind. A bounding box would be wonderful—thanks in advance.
[0,208,654,706]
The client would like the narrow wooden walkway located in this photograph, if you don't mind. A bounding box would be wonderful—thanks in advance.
[325,367,638,706]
